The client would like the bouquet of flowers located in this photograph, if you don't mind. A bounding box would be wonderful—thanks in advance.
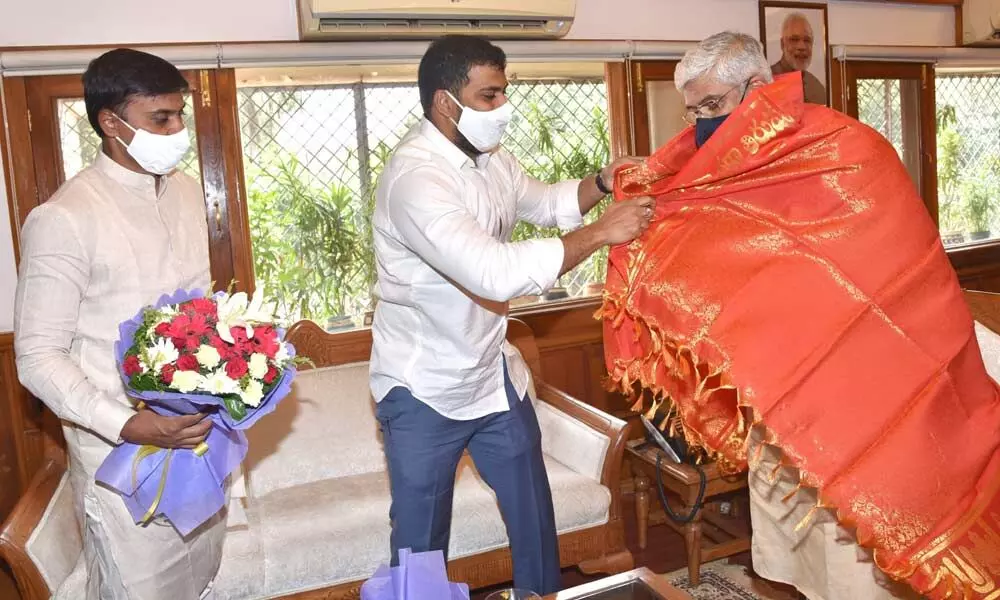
[95,286,302,535]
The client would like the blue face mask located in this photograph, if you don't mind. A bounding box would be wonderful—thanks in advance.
[695,113,730,148]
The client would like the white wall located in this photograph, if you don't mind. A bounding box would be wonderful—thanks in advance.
[0,0,959,330]
[0,0,955,48]
[828,2,954,46]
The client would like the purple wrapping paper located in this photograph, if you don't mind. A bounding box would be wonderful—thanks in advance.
[360,549,470,600]
[94,288,297,536]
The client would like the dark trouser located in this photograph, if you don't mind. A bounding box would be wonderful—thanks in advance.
[375,362,561,594]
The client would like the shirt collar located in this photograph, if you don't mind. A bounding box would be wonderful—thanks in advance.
[419,119,492,169]
[95,151,165,195]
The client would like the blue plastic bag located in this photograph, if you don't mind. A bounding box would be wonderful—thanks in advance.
[361,548,470,600]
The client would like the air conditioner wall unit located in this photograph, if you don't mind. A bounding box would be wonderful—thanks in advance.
[299,0,576,41]
[963,0,1000,46]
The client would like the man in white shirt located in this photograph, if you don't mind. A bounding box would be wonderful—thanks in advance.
[15,49,224,599]
[370,35,654,594]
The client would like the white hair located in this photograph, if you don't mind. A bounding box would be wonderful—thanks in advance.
[781,13,813,38]
[675,31,773,91]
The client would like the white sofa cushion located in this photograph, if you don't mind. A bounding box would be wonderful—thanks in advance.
[212,520,266,599]
[25,472,82,596]
[225,453,610,598]
[975,320,1000,381]
[244,362,386,497]
[535,400,615,483]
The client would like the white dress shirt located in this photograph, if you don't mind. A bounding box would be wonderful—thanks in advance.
[15,152,224,599]
[370,119,583,420]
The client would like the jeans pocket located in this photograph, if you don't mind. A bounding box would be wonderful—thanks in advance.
[377,386,411,434]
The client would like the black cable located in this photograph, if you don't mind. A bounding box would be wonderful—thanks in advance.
[654,450,707,524]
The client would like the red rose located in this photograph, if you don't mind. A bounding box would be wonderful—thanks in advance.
[225,358,248,379]
[263,365,279,385]
[208,335,234,360]
[252,326,280,358]
[188,297,218,319]
[176,354,200,371]
[184,335,202,351]
[160,364,176,385]
[154,322,171,337]
[230,327,254,356]
[123,355,142,377]
[168,313,210,340]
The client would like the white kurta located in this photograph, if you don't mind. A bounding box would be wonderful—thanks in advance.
[14,152,226,600]
[747,427,921,600]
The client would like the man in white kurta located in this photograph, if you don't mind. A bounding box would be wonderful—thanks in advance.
[14,48,225,600]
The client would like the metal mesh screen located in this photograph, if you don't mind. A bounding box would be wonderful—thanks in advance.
[856,79,904,158]
[238,78,609,329]
[936,73,1000,246]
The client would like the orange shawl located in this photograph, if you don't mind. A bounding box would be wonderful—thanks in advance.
[602,74,1000,599]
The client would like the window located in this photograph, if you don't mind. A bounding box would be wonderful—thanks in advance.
[57,98,200,181]
[935,72,1000,248]
[236,64,611,331]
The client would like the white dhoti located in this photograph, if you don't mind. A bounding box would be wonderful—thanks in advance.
[79,477,226,600]
[747,428,921,600]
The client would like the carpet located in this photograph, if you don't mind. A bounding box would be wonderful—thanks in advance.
[664,561,799,600]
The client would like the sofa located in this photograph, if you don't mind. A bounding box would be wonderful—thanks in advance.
[0,318,634,599]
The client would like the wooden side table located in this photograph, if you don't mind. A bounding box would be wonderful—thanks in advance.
[626,440,750,585]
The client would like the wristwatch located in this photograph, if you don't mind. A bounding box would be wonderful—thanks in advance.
[595,170,612,195]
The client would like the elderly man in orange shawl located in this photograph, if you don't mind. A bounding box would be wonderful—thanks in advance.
[603,32,1000,600]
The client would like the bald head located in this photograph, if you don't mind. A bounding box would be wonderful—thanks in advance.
[780,13,814,71]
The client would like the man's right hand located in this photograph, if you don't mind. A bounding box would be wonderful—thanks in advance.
[120,410,212,449]
[597,196,656,245]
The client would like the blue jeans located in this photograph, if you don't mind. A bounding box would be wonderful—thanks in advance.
[375,362,561,594]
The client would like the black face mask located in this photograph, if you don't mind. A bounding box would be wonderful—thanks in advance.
[695,113,730,148]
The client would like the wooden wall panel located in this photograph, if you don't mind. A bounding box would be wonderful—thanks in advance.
[0,333,22,522]
[0,333,65,525]
[951,244,1000,293]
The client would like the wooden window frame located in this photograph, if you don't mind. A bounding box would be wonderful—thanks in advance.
[840,61,938,222]
[2,69,253,292]
[838,59,1000,290]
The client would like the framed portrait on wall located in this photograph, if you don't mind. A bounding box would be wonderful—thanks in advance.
[759,1,831,106]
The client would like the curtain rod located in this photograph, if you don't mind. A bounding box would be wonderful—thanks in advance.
[832,44,1000,64]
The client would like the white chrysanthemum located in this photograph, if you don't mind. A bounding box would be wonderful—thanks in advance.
[248,353,269,379]
[274,342,290,364]
[145,338,179,372]
[200,368,241,396]
[196,344,222,368]
[170,370,204,394]
[215,286,277,344]
[240,380,265,408]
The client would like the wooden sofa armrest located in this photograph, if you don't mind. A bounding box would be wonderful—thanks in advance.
[1,457,67,600]
[535,381,633,523]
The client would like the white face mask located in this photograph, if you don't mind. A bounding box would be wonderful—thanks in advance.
[114,114,191,175]
[445,91,514,153]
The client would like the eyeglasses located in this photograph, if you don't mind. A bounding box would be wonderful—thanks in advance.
[682,80,749,125]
